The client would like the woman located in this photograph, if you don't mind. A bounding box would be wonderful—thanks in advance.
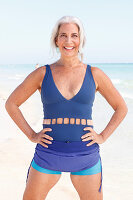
[5,16,128,200]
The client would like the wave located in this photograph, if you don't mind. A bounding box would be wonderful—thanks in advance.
[111,79,133,88]
[7,74,25,80]
[111,79,122,84]
[120,92,133,100]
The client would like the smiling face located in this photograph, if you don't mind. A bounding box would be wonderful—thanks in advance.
[55,23,80,58]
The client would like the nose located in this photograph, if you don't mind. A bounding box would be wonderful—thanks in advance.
[66,36,72,43]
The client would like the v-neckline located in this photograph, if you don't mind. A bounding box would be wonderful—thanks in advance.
[48,64,88,102]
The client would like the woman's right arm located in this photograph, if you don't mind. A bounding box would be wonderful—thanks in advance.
[5,66,53,147]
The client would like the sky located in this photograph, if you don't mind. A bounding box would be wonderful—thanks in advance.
[0,0,133,64]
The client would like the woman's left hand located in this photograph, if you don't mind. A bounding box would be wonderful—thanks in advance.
[81,127,105,146]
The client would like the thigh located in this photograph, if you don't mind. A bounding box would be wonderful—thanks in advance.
[70,159,103,200]
[23,160,62,200]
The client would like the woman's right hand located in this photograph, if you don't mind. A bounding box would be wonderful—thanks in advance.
[30,128,53,148]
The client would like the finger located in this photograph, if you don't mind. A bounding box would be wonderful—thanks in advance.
[40,141,48,148]
[43,128,52,133]
[83,127,93,131]
[86,141,95,146]
[43,134,53,141]
[42,128,53,140]
[82,136,94,141]
[41,138,52,144]
[81,133,92,139]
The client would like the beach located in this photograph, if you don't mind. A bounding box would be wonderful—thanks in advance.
[0,63,133,200]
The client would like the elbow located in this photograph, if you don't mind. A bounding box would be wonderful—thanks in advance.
[124,104,128,115]
[122,106,128,118]
[5,99,15,112]
[5,98,19,113]
[5,99,10,111]
[116,102,128,117]
[122,100,128,115]
[123,106,128,120]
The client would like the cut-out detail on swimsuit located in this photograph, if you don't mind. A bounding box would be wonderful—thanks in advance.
[43,118,93,125]
[48,64,88,101]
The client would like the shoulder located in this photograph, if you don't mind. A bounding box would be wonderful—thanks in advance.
[90,66,111,91]
[35,65,47,88]
[90,65,114,91]
[24,65,47,90]
[90,65,109,81]
[39,65,47,76]
[31,65,47,80]
[89,66,101,91]
[90,65,105,76]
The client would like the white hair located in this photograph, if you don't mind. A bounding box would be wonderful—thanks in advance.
[50,16,86,61]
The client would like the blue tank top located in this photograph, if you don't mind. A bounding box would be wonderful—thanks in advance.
[41,64,96,120]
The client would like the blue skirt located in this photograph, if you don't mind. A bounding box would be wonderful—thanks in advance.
[26,140,103,192]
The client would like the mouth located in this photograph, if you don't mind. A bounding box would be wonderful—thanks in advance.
[64,46,75,50]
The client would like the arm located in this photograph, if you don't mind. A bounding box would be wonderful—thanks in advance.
[94,67,128,142]
[5,66,45,141]
[82,67,128,145]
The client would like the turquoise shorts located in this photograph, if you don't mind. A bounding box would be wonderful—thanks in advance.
[31,158,101,175]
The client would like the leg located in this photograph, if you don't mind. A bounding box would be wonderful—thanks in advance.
[23,160,62,200]
[70,159,103,200]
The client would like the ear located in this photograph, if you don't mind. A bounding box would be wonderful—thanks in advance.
[55,37,58,47]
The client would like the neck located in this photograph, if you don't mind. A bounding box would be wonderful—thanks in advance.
[56,55,81,68]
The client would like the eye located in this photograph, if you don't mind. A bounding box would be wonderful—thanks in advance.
[60,34,66,37]
[72,35,78,37]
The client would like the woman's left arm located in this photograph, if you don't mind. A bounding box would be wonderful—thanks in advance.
[82,67,128,146]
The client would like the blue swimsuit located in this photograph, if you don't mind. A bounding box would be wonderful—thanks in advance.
[26,64,103,192]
